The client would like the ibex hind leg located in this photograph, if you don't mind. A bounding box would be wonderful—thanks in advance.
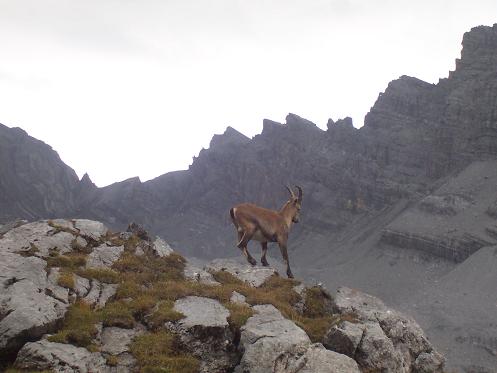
[237,230,257,266]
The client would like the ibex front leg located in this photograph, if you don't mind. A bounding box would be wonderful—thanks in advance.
[278,239,293,278]
[260,242,269,267]
[237,230,257,266]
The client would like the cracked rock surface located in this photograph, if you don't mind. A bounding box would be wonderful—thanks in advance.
[206,258,277,287]
[328,287,445,373]
[0,219,117,361]
[14,340,107,373]
[170,296,238,373]
[236,305,359,373]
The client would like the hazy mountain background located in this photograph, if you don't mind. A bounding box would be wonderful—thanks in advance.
[1,24,497,372]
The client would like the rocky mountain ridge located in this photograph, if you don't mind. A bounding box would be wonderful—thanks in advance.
[0,219,444,373]
[1,24,497,371]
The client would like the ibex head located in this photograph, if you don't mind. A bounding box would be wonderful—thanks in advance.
[285,185,303,223]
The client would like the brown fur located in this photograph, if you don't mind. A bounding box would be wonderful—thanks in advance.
[229,187,302,278]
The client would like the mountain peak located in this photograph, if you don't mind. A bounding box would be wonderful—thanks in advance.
[285,113,319,129]
[455,24,497,75]
[209,126,250,149]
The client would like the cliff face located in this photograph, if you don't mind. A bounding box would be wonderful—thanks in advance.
[0,124,81,222]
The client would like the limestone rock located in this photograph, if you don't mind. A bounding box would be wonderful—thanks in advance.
[171,296,238,373]
[97,283,118,309]
[333,286,387,321]
[0,219,27,236]
[101,326,144,355]
[14,340,107,373]
[0,252,68,357]
[152,237,173,257]
[323,321,364,357]
[355,322,404,372]
[0,221,74,256]
[206,259,277,287]
[330,287,445,373]
[86,244,124,268]
[74,219,108,241]
[230,291,247,305]
[73,274,91,298]
[82,280,117,308]
[414,351,446,373]
[236,304,310,373]
[174,296,229,328]
[184,262,220,285]
[275,343,361,373]
[126,222,151,241]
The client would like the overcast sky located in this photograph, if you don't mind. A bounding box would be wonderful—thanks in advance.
[0,1,496,186]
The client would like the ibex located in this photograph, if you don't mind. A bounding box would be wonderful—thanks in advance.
[229,186,303,278]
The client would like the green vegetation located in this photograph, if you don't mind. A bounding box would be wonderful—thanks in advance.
[76,267,120,284]
[57,270,75,290]
[225,302,254,331]
[46,230,338,371]
[106,355,119,367]
[100,301,136,329]
[146,301,184,330]
[46,253,86,269]
[130,331,200,373]
[48,301,99,348]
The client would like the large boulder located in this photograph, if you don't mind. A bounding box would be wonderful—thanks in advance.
[74,219,108,241]
[86,244,124,269]
[0,219,116,360]
[327,287,445,373]
[0,252,68,357]
[0,221,74,256]
[323,321,364,357]
[151,237,174,257]
[274,343,361,373]
[170,296,239,373]
[235,304,359,373]
[14,339,107,373]
[100,326,144,372]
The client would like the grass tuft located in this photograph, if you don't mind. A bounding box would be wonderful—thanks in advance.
[100,301,136,329]
[57,270,75,290]
[76,268,120,284]
[146,301,184,330]
[48,301,99,348]
[225,302,254,332]
[106,355,119,367]
[130,331,199,373]
[46,253,87,269]
[302,286,333,318]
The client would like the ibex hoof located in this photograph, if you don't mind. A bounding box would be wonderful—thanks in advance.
[287,271,294,279]
[261,259,269,267]
[248,258,257,266]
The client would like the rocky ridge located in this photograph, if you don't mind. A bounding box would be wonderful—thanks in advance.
[0,220,444,372]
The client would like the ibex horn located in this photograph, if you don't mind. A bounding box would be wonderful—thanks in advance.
[285,185,296,199]
[295,185,303,202]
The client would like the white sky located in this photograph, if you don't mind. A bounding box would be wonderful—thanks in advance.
[0,0,496,186]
